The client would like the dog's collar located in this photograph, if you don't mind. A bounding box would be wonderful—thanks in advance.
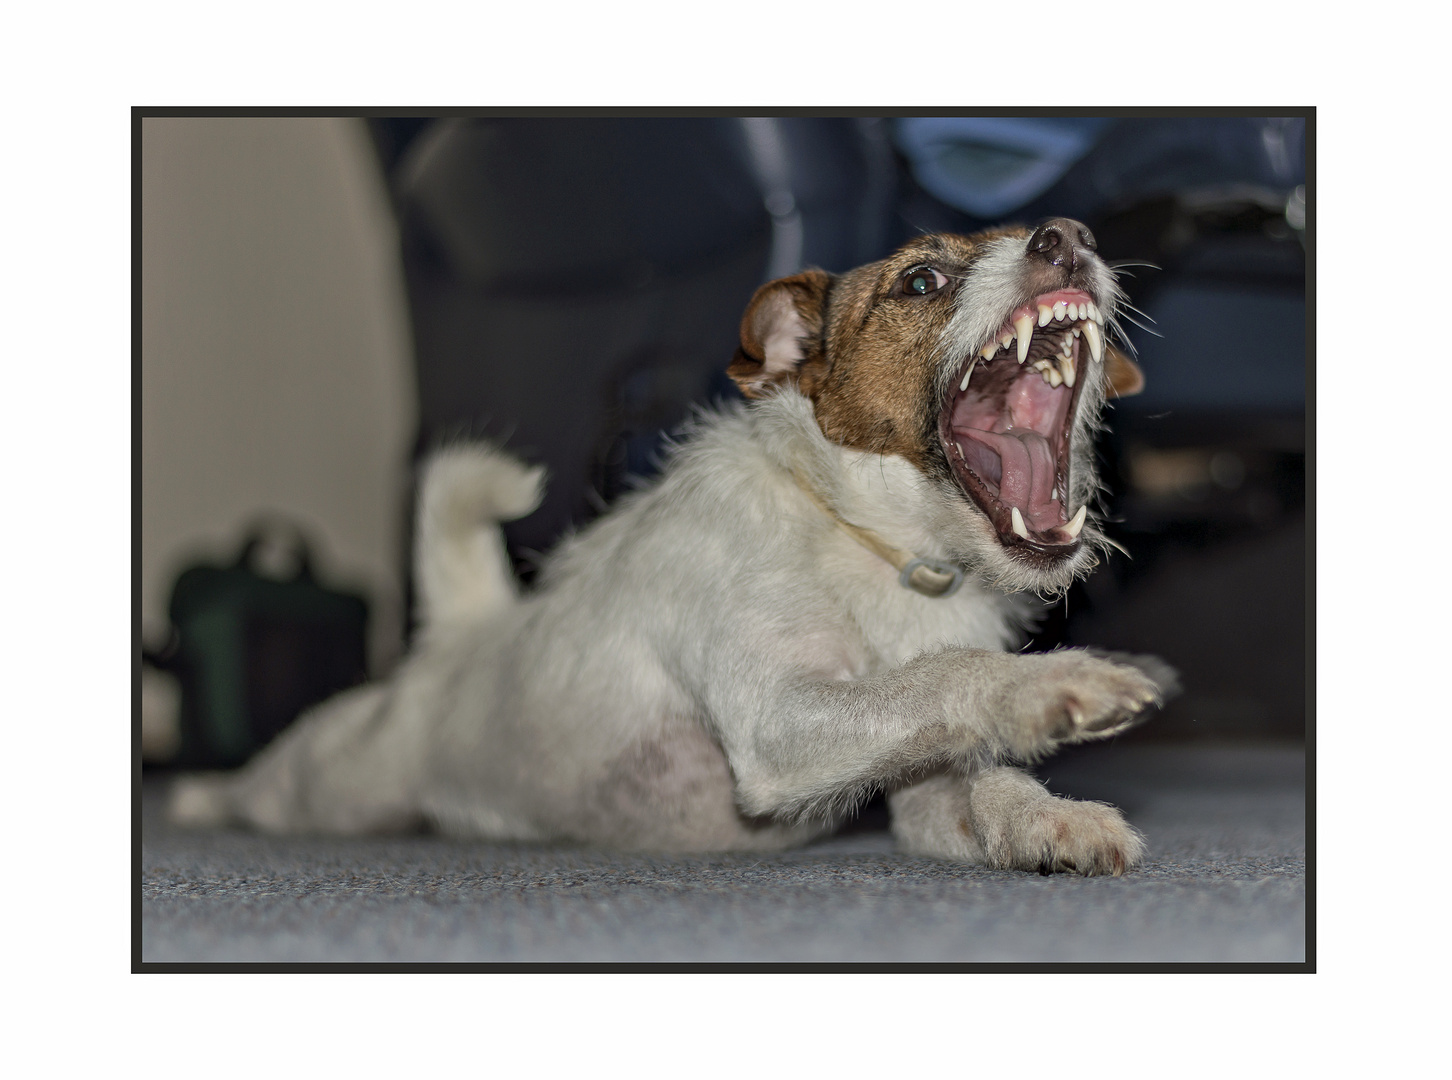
[789,469,964,599]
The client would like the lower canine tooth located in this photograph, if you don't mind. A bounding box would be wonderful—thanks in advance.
[1064,505,1087,539]
[1010,506,1029,538]
[1014,314,1035,361]
[1082,319,1104,363]
[959,357,977,391]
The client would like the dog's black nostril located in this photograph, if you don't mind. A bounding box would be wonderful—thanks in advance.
[1030,223,1064,257]
[1027,217,1096,270]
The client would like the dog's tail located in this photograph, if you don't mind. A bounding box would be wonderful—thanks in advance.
[414,443,545,632]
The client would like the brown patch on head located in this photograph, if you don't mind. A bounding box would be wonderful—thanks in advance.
[729,233,1015,470]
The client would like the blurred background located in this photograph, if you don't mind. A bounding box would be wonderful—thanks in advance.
[140,115,1307,772]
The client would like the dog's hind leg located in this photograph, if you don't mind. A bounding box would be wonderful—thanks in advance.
[167,682,423,834]
[887,767,1146,876]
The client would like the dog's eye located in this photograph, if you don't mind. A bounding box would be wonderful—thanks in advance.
[901,267,948,296]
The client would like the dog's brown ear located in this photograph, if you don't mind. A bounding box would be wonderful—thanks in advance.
[727,269,833,398]
[1104,345,1145,398]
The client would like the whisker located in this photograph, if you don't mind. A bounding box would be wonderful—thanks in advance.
[1100,535,1131,558]
[1117,301,1157,324]
[1112,312,1163,339]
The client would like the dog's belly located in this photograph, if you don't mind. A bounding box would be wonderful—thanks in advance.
[576,716,827,852]
[419,692,825,852]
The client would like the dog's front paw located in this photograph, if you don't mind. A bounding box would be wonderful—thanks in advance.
[977,791,1146,877]
[998,650,1162,758]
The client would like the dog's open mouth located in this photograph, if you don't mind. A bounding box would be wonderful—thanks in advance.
[939,288,1104,554]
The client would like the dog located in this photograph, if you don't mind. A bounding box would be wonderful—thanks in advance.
[169,218,1170,876]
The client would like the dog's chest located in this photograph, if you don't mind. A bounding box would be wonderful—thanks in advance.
[838,575,1022,673]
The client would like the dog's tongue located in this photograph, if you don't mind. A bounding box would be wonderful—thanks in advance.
[964,428,1061,530]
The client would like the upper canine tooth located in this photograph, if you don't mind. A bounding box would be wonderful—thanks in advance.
[1082,319,1104,363]
[959,357,977,392]
[1014,314,1035,362]
[1010,506,1029,538]
[1064,505,1087,539]
[1037,304,1053,327]
[1052,301,1068,322]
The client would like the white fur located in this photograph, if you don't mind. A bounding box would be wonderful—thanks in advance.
[170,389,1161,870]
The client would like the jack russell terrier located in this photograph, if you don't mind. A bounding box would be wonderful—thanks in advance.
[171,218,1169,876]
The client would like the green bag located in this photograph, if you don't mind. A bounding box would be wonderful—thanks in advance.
[150,523,370,769]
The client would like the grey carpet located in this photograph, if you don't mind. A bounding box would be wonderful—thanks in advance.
[140,742,1306,965]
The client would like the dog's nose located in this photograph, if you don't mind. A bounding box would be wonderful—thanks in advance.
[1026,218,1097,271]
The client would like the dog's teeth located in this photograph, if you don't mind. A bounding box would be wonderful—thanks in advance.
[1010,506,1029,538]
[1082,319,1104,363]
[1046,366,1063,388]
[979,342,997,360]
[1060,334,1073,358]
[1072,327,1081,338]
[1063,505,1087,539]
[1000,330,1014,349]
[1088,301,1102,324]
[1069,302,1081,320]
[1037,304,1053,327]
[1053,301,1068,322]
[1014,314,1034,361]
[959,357,977,392]
[1059,355,1076,387]
[955,441,965,458]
